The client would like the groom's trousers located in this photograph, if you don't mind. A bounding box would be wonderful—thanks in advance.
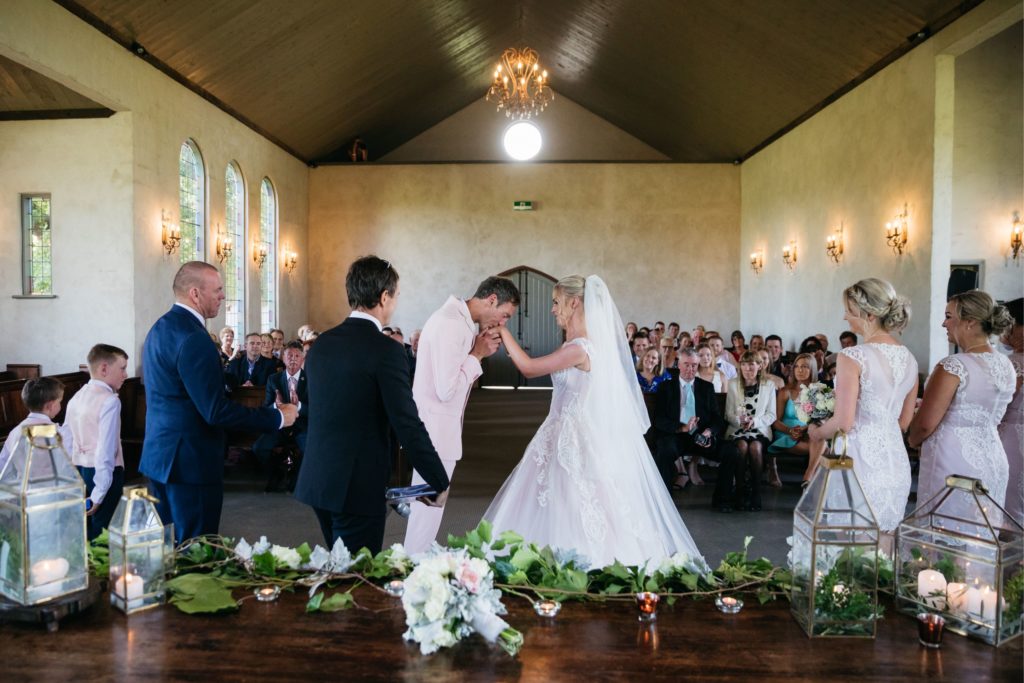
[404,458,458,554]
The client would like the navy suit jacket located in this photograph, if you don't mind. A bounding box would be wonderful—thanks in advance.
[224,354,278,389]
[264,369,308,431]
[293,317,449,516]
[653,372,726,439]
[140,305,281,486]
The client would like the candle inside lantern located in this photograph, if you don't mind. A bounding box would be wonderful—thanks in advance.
[945,582,968,615]
[917,613,945,648]
[114,573,145,610]
[533,599,561,618]
[30,558,70,585]
[965,584,997,623]
[916,569,947,610]
[384,579,405,598]
[635,592,659,622]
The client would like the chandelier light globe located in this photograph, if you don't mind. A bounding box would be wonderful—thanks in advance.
[503,121,542,161]
[486,47,553,120]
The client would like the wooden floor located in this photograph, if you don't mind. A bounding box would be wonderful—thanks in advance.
[2,586,1020,681]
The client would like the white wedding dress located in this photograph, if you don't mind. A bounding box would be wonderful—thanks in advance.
[482,277,706,569]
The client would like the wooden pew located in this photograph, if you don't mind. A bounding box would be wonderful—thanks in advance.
[6,364,41,380]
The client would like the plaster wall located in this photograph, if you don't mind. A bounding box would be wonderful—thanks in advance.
[0,0,309,373]
[308,164,739,334]
[0,115,135,373]
[381,93,670,162]
[951,21,1024,300]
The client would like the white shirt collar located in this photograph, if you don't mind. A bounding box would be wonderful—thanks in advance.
[349,310,383,332]
[86,379,115,394]
[26,412,53,423]
[174,302,205,326]
[287,370,301,382]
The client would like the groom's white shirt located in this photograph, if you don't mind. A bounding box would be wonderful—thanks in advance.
[405,295,481,553]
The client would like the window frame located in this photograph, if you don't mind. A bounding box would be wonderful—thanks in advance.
[258,177,278,331]
[224,161,247,342]
[178,139,206,263]
[20,193,54,297]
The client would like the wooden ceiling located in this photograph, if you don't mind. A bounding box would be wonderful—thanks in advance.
[0,54,111,120]
[51,0,977,163]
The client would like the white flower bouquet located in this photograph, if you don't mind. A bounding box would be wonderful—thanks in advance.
[401,547,523,656]
[795,382,835,424]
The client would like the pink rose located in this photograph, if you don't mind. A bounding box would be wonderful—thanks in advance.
[458,562,481,594]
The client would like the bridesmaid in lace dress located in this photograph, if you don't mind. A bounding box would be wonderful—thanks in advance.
[997,298,1023,524]
[809,279,918,547]
[909,291,1016,517]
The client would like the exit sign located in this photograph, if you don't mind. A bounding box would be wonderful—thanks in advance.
[513,201,534,211]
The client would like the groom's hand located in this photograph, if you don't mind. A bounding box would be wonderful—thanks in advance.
[418,488,449,507]
[471,329,501,360]
[277,402,298,427]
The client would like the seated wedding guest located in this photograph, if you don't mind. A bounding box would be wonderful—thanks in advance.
[660,336,678,372]
[218,326,238,365]
[636,348,670,394]
[997,298,1023,524]
[270,329,286,358]
[639,326,651,336]
[677,331,693,350]
[225,332,278,389]
[696,342,726,393]
[254,342,308,492]
[749,334,764,353]
[261,332,286,372]
[667,322,680,341]
[725,352,778,511]
[66,344,128,539]
[0,377,70,472]
[692,325,706,346]
[625,321,638,341]
[840,331,857,348]
[297,324,314,342]
[765,334,788,378]
[768,353,827,488]
[649,327,662,349]
[653,349,736,511]
[631,332,651,364]
[908,290,1015,514]
[730,330,747,361]
[653,321,666,336]
[800,336,826,379]
[815,333,830,356]
[757,349,785,390]
[707,334,738,379]
[302,333,318,353]
[821,359,838,385]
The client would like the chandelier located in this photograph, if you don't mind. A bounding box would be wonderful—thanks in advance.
[486,47,553,120]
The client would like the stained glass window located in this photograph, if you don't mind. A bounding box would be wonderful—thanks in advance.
[178,140,205,263]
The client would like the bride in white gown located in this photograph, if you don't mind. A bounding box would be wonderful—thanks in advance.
[482,275,706,569]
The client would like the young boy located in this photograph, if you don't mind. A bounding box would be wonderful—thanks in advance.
[0,377,70,473]
[65,344,128,540]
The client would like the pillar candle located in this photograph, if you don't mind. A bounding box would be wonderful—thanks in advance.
[114,573,145,610]
[946,583,968,615]
[966,585,998,623]
[917,569,947,609]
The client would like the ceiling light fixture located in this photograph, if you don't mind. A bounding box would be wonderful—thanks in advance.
[503,122,542,161]
[486,47,553,120]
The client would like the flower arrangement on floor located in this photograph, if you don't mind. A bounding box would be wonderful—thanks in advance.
[86,521,794,657]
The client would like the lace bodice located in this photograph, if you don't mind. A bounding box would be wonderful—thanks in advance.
[549,338,593,418]
[935,353,1016,427]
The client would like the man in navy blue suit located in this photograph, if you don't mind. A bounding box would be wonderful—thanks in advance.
[140,261,297,542]
[254,341,308,491]
[224,332,278,389]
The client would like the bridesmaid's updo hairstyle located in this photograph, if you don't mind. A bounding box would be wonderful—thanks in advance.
[555,275,586,302]
[843,278,911,333]
[950,290,1014,337]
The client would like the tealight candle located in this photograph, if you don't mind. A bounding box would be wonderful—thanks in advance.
[635,592,659,622]
[384,579,405,598]
[30,558,70,585]
[917,613,945,648]
[917,570,947,610]
[113,573,145,611]
[715,595,744,614]
[254,585,281,602]
[533,599,561,618]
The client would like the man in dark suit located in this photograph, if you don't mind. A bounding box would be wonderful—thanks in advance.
[254,341,309,491]
[652,348,739,512]
[224,332,278,389]
[293,256,449,554]
[140,262,297,542]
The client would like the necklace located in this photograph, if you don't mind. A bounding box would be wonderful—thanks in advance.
[864,332,888,344]
[963,342,990,353]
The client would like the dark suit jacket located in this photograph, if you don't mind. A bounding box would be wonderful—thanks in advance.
[293,317,449,516]
[140,305,281,486]
[263,369,309,431]
[224,354,278,389]
[653,372,726,439]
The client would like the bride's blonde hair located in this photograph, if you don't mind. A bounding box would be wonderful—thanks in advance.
[556,275,586,301]
[843,278,911,332]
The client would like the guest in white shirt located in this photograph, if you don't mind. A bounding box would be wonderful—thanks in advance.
[0,377,72,475]
[65,344,128,539]
[696,343,726,393]
[725,352,778,511]
[707,334,738,380]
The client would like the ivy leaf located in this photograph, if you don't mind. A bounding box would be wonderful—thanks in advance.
[296,542,312,565]
[252,551,277,577]
[507,570,529,585]
[477,519,493,544]
[166,573,238,614]
[319,592,355,612]
[511,547,540,571]
[496,530,523,547]
[678,573,699,591]
[306,592,324,612]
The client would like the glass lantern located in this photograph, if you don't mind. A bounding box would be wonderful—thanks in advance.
[0,424,88,605]
[791,453,882,638]
[895,475,1023,647]
[108,485,174,614]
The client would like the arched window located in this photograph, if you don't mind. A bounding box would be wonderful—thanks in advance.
[178,139,205,263]
[259,177,277,331]
[223,162,246,342]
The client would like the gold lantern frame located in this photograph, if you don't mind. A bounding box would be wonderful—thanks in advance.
[108,485,174,614]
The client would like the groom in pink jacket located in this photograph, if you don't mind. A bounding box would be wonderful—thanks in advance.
[403,276,521,553]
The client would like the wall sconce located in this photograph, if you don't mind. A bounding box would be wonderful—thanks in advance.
[749,249,764,275]
[253,242,268,270]
[1011,211,1022,262]
[884,204,909,255]
[283,246,298,273]
[825,224,844,263]
[161,210,181,255]
[782,241,797,270]
[215,224,233,263]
